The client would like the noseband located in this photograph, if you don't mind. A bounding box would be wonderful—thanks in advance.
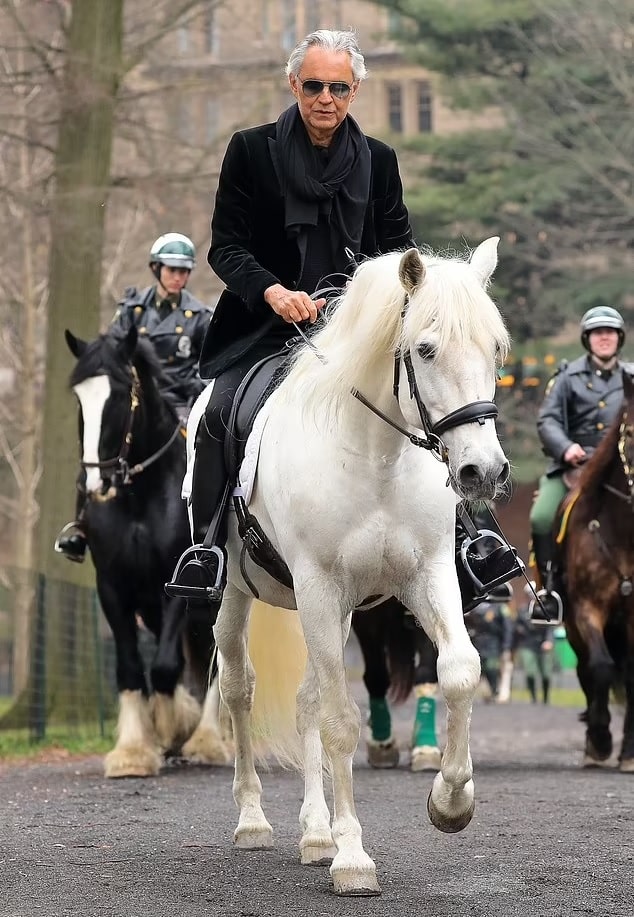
[80,366,182,497]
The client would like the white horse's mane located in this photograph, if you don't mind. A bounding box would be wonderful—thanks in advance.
[279,247,510,419]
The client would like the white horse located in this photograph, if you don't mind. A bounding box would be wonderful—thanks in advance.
[210,238,510,895]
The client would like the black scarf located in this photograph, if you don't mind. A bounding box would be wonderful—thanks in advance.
[270,104,371,272]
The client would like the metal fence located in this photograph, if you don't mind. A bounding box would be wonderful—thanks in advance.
[0,568,154,745]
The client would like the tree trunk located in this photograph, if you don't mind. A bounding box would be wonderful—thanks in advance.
[37,1,124,583]
[10,1,125,733]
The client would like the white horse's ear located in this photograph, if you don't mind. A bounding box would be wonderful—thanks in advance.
[399,249,426,294]
[470,236,499,287]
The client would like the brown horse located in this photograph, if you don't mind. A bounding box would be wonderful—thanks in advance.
[560,369,634,772]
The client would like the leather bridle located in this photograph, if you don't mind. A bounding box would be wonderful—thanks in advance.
[80,366,182,497]
[350,296,499,465]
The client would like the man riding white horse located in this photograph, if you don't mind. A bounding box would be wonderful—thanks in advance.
[169,29,520,613]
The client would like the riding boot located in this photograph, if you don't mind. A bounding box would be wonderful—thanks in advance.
[529,532,563,624]
[542,677,550,705]
[455,508,524,613]
[526,675,537,703]
[54,491,88,563]
[165,418,228,607]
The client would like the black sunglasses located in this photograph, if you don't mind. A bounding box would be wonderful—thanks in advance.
[299,79,352,100]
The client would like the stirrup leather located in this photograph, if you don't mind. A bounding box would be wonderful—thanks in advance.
[459,529,525,595]
[165,544,226,603]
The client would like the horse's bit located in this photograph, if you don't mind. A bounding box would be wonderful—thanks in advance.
[80,366,182,501]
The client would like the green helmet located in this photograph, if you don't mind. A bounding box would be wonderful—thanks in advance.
[580,305,625,351]
[149,233,196,271]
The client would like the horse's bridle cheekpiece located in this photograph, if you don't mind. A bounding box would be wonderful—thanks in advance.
[80,366,182,501]
[293,293,499,470]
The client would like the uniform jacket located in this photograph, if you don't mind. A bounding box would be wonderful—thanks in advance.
[112,286,212,403]
[200,120,413,379]
[537,355,628,476]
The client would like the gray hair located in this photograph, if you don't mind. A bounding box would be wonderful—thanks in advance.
[285,30,368,82]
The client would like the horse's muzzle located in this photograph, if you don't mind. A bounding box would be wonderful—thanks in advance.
[455,459,510,501]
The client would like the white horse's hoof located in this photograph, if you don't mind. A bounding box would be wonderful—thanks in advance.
[300,837,337,866]
[234,821,273,849]
[367,737,399,768]
[427,774,475,833]
[619,757,634,773]
[411,744,441,772]
[104,745,162,778]
[427,790,474,833]
[331,855,381,896]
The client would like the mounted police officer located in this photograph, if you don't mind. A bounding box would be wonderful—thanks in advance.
[54,232,213,563]
[529,305,629,618]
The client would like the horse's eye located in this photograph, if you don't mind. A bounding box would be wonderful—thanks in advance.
[417,342,436,361]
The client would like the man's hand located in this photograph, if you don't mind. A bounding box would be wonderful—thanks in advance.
[563,443,587,466]
[264,284,326,324]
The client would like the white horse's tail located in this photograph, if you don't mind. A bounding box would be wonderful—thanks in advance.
[248,600,307,770]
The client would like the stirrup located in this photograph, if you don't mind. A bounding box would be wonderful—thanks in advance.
[165,543,226,603]
[529,589,563,625]
[459,529,525,596]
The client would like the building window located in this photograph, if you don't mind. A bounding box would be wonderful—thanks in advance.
[387,10,403,38]
[261,0,270,40]
[387,83,403,133]
[205,9,218,56]
[281,0,296,51]
[417,80,433,133]
[305,0,320,33]
[177,26,189,55]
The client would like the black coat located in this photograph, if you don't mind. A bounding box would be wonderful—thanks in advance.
[200,120,413,379]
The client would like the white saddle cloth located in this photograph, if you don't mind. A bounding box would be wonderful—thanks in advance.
[181,379,271,515]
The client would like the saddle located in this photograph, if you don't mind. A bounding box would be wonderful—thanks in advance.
[225,351,294,594]
[166,349,292,603]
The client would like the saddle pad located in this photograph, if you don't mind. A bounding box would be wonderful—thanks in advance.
[181,380,215,501]
[237,397,274,506]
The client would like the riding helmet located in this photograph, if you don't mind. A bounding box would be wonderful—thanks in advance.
[580,306,625,351]
[149,233,196,271]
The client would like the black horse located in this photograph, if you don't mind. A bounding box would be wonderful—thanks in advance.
[352,598,442,771]
[63,326,229,776]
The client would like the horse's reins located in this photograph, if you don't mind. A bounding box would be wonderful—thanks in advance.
[80,366,182,497]
[292,293,498,467]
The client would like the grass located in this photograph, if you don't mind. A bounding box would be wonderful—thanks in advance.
[0,722,115,763]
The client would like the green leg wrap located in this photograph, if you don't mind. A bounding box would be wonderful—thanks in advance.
[412,695,438,748]
[369,696,392,742]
